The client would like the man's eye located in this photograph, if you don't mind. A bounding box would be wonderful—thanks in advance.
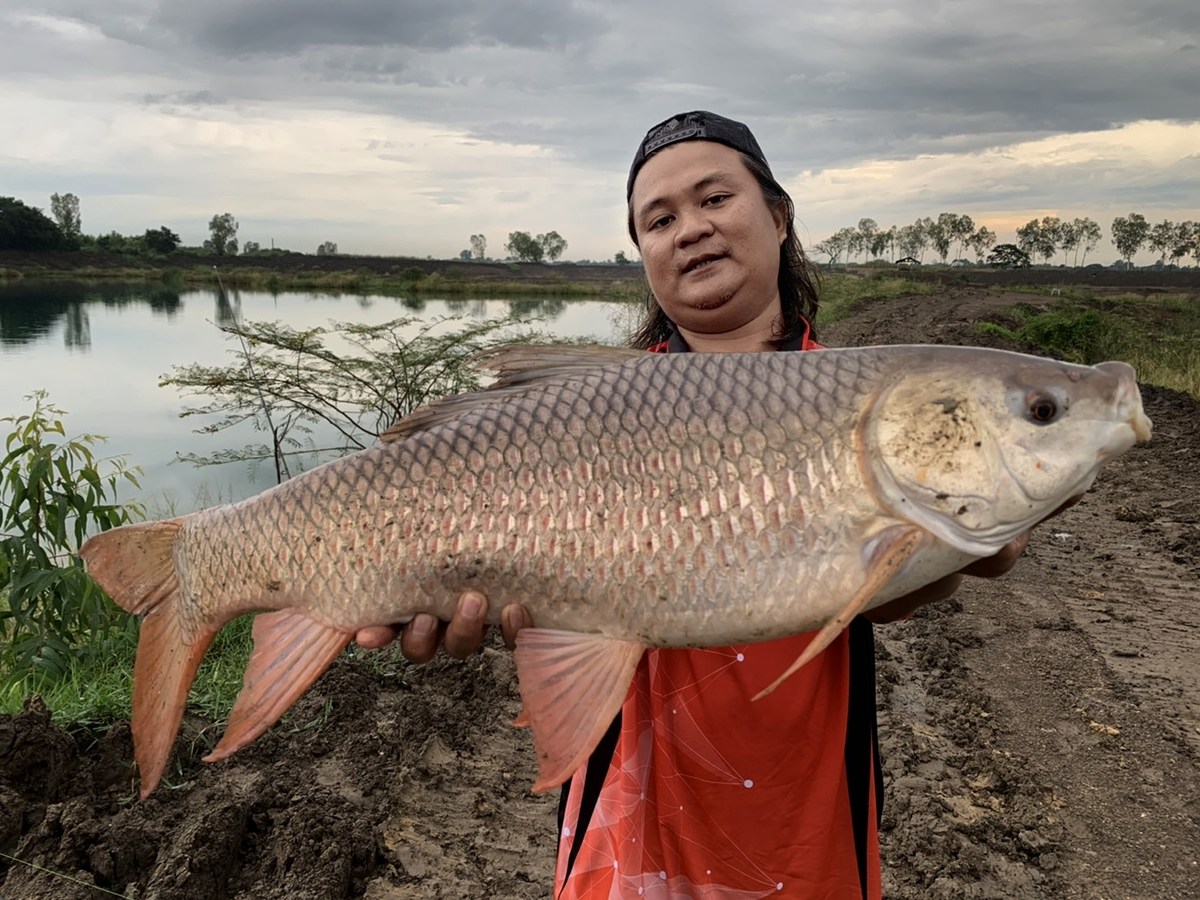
[704,194,730,206]
[650,215,672,230]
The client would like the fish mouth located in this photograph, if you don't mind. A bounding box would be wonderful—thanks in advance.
[680,252,727,275]
[1095,361,1152,443]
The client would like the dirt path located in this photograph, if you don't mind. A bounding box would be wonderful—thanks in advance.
[3,285,1198,899]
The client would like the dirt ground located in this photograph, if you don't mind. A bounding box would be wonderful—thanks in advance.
[2,284,1198,899]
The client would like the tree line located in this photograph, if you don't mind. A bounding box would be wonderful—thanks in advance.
[457,231,569,264]
[0,195,336,257]
[815,212,1200,267]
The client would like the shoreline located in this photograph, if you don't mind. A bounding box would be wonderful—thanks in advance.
[0,250,649,296]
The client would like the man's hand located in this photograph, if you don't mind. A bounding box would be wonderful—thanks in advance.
[353,592,532,661]
[865,495,1080,624]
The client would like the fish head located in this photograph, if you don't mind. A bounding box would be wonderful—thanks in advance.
[864,349,1152,556]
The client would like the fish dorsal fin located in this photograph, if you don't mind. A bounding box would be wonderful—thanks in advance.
[379,343,644,443]
[475,342,645,388]
[513,628,645,792]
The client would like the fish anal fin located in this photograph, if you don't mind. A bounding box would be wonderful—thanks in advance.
[513,629,644,793]
[132,602,218,799]
[204,609,352,763]
[754,525,928,701]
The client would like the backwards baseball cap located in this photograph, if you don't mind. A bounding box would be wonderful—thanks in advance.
[626,110,772,199]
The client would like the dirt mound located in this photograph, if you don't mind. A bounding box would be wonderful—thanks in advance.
[3,285,1198,899]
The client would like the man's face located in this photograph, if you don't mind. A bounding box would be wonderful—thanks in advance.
[629,141,786,342]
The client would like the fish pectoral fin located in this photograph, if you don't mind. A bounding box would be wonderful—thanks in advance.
[513,629,644,793]
[204,609,352,763]
[754,525,929,701]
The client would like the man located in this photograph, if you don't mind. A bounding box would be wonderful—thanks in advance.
[357,111,1032,898]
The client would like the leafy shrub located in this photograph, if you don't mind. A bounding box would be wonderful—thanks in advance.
[0,393,143,689]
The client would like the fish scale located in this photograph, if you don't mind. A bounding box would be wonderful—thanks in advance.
[81,342,1151,797]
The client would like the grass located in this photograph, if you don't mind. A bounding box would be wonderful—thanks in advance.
[0,614,254,731]
[816,273,934,327]
[978,289,1200,399]
[1,259,649,298]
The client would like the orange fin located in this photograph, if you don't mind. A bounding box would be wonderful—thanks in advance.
[204,609,351,763]
[80,519,185,615]
[754,525,928,701]
[80,518,213,799]
[132,597,219,798]
[513,629,644,793]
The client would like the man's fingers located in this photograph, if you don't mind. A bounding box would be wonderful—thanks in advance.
[400,613,441,664]
[444,590,488,659]
[961,531,1031,578]
[500,603,532,650]
[355,624,399,650]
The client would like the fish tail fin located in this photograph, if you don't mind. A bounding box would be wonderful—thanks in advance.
[81,519,217,798]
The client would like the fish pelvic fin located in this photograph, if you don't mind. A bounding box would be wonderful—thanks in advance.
[204,609,351,764]
[513,629,644,793]
[80,519,213,798]
[754,525,929,701]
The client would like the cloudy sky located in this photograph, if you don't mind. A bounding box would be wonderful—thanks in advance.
[2,0,1198,263]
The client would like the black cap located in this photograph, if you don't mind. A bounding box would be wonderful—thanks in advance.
[626,110,772,199]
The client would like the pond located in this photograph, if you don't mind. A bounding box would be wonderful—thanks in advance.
[0,280,632,513]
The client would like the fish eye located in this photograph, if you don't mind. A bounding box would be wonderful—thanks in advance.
[1027,393,1059,424]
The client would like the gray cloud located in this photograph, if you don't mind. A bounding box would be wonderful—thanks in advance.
[2,0,1198,257]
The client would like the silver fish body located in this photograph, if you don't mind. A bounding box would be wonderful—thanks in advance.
[81,343,1151,796]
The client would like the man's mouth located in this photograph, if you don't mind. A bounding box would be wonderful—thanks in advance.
[682,253,725,274]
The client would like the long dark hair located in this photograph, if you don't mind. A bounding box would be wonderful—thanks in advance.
[626,151,821,350]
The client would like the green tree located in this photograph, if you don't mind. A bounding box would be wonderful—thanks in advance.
[242,240,261,255]
[1111,213,1150,263]
[1146,220,1191,265]
[814,227,856,264]
[1,393,142,689]
[163,316,544,483]
[1016,218,1056,264]
[469,233,487,260]
[49,192,82,244]
[506,231,544,262]
[143,226,181,254]
[1072,218,1102,265]
[206,212,239,256]
[966,226,997,262]
[856,218,878,260]
[926,215,951,263]
[316,241,338,256]
[537,231,568,262]
[0,197,71,250]
[897,222,928,262]
[613,250,631,265]
[987,244,1031,268]
[1182,221,1200,267]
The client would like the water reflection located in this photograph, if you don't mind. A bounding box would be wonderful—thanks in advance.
[0,280,184,349]
[0,280,628,510]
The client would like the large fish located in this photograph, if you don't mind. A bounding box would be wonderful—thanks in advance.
[81,344,1152,798]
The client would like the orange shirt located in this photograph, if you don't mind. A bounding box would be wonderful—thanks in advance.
[554,327,882,899]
